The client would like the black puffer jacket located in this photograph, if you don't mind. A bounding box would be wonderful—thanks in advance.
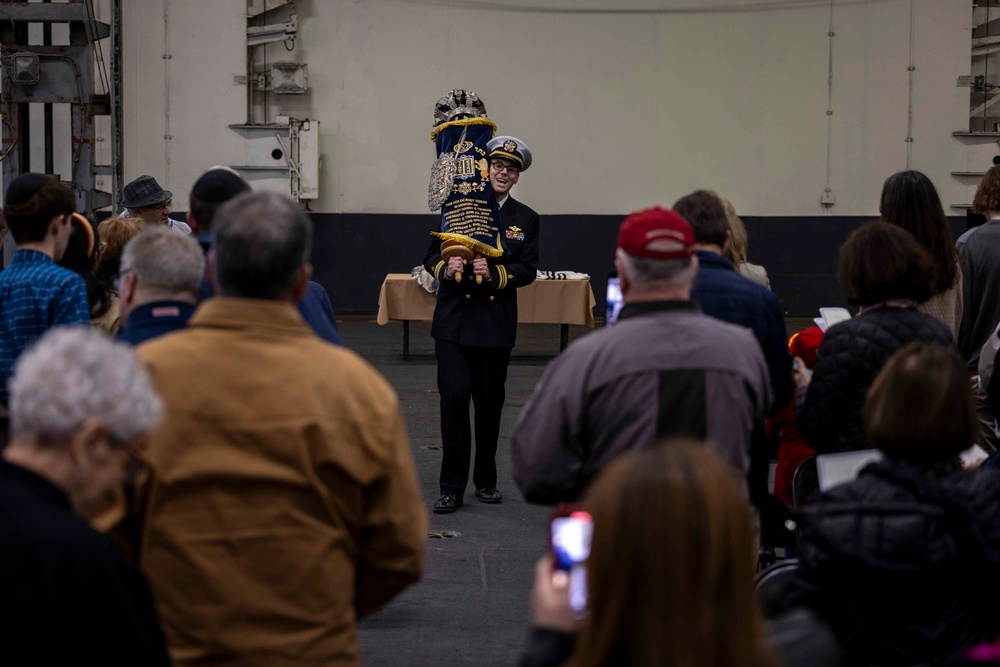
[797,306,954,453]
[791,461,1000,667]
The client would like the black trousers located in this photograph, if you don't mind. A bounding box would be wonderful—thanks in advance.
[435,339,512,495]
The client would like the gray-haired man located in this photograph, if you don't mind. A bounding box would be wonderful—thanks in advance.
[127,191,426,665]
[116,226,205,346]
[0,327,170,665]
[511,207,772,504]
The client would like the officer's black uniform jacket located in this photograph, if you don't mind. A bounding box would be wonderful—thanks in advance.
[424,196,539,349]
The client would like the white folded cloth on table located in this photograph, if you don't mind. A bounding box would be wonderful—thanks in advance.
[411,266,439,293]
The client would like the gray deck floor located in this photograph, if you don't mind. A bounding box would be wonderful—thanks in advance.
[346,319,591,667]
[346,316,811,666]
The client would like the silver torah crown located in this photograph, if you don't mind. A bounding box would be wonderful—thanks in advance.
[433,89,488,127]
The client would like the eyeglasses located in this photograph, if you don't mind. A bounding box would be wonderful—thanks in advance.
[490,162,519,175]
[143,199,171,211]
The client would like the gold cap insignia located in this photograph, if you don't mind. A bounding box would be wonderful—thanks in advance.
[503,140,517,153]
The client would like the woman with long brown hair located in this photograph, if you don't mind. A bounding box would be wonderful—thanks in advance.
[521,441,778,667]
[879,170,962,336]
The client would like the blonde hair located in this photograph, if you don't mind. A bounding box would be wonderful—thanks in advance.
[719,196,748,267]
[97,216,146,273]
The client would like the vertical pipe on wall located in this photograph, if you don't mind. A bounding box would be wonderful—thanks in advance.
[905,0,915,169]
[823,0,835,206]
[42,0,53,176]
[163,0,171,184]
[16,103,31,176]
[15,13,30,176]
[262,24,267,124]
[110,0,123,212]
[246,5,253,125]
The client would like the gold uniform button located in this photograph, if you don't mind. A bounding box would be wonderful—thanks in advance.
[507,273,513,279]
[489,296,495,301]
[465,294,471,299]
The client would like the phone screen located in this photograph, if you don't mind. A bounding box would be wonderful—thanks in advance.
[605,275,623,327]
[551,510,593,616]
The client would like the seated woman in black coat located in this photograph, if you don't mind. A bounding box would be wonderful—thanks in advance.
[795,221,954,453]
[792,342,1000,667]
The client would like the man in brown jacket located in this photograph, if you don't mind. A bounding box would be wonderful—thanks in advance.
[132,191,427,666]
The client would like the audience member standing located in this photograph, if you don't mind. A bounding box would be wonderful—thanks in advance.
[116,226,204,345]
[121,175,192,234]
[673,190,791,505]
[796,221,953,453]
[189,166,344,346]
[58,212,120,335]
[958,165,1000,369]
[720,195,770,289]
[511,208,771,503]
[520,442,779,667]
[879,170,998,454]
[792,343,1000,666]
[0,174,89,407]
[673,190,790,408]
[127,191,426,666]
[880,170,962,337]
[96,216,146,285]
[0,328,169,666]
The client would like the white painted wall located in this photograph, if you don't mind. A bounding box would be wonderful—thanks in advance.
[117,0,973,217]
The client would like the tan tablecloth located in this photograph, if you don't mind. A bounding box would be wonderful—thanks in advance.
[376,274,596,327]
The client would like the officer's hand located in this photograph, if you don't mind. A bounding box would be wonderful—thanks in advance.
[472,258,490,280]
[445,256,466,279]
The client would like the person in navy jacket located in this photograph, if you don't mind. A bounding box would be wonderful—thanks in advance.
[186,167,343,346]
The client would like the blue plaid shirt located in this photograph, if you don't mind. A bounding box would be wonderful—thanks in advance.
[0,249,90,404]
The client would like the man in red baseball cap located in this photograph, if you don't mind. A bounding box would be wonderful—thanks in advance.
[511,207,773,504]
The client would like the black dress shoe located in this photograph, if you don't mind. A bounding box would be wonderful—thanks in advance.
[433,493,463,514]
[475,488,503,504]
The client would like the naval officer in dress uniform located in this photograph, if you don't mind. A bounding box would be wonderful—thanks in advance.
[424,136,540,513]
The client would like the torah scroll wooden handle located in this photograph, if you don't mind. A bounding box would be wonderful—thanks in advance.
[441,242,475,283]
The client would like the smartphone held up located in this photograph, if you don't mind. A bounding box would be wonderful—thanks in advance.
[550,506,593,618]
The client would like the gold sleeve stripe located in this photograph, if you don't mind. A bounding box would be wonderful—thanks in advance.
[496,265,507,289]
[433,260,445,281]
